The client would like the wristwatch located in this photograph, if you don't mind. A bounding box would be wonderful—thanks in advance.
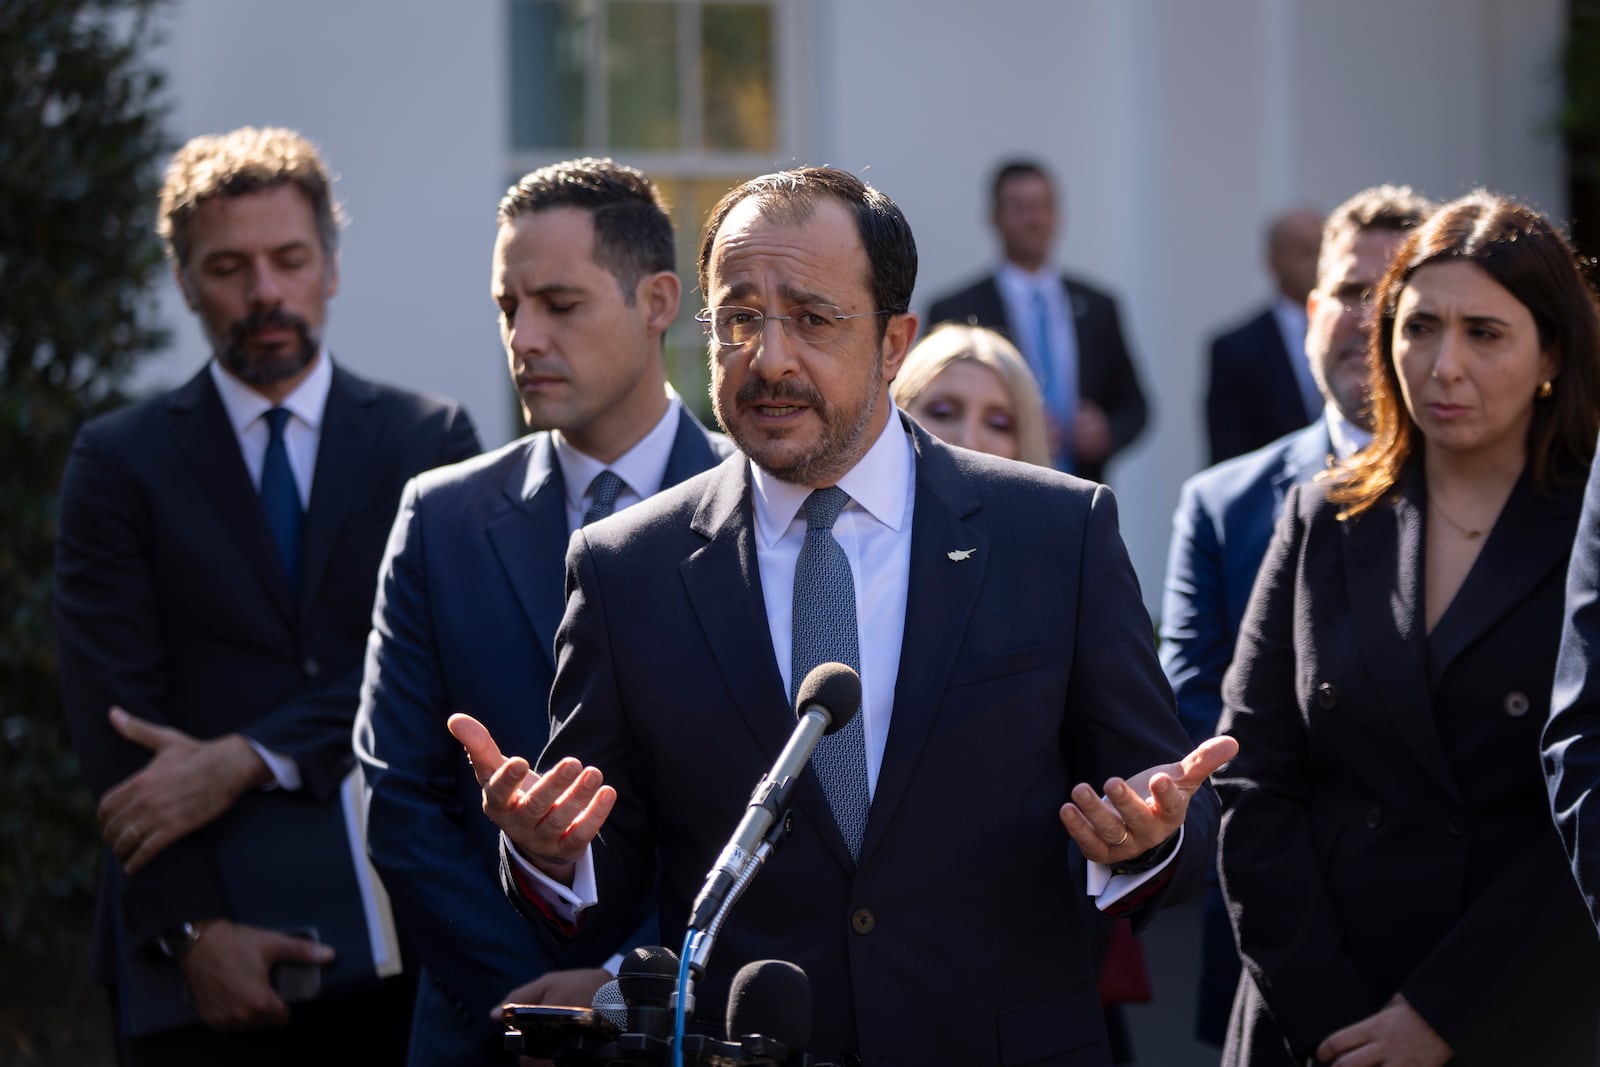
[156,921,204,960]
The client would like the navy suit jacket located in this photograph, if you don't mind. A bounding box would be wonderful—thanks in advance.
[1204,306,1315,465]
[355,407,730,1065]
[1545,434,1600,934]
[54,362,479,1025]
[925,273,1148,483]
[1217,466,1600,1066]
[515,418,1213,1067]
[1160,420,1331,745]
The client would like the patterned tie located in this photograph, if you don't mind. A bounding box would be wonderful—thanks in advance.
[259,407,303,594]
[582,469,625,526]
[790,486,870,861]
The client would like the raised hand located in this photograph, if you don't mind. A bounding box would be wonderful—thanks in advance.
[447,713,615,885]
[1058,735,1238,865]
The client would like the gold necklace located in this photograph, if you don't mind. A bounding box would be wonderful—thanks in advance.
[1429,497,1484,540]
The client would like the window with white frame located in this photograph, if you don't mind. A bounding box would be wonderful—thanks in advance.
[507,0,804,411]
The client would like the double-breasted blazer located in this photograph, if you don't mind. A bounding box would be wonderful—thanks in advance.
[1216,463,1600,1066]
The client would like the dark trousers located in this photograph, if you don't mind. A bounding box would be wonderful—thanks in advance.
[116,975,416,1067]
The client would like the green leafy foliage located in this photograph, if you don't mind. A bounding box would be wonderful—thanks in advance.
[0,0,170,960]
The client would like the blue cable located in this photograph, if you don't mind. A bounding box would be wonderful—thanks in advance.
[673,930,694,1067]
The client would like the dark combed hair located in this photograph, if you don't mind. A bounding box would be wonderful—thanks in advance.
[498,158,675,303]
[1315,183,1436,287]
[990,158,1052,211]
[1329,190,1600,518]
[696,166,917,334]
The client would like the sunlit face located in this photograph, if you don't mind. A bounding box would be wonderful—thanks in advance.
[493,207,674,460]
[993,173,1057,271]
[1393,259,1554,463]
[905,360,1020,461]
[705,196,915,487]
[1305,227,1406,429]
[179,184,337,393]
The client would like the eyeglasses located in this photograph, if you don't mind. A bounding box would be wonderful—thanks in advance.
[695,303,894,347]
[1331,287,1377,315]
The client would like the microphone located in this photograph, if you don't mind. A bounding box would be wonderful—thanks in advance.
[589,979,626,1030]
[687,663,861,933]
[617,944,680,1040]
[725,959,812,1064]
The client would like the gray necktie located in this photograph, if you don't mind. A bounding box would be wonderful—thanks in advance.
[791,486,869,861]
[582,470,625,526]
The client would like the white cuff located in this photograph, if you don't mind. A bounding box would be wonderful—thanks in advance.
[1086,825,1184,911]
[503,832,599,924]
[245,740,301,791]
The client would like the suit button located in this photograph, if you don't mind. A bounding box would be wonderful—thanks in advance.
[1503,691,1530,717]
[1315,682,1337,709]
[1447,814,1468,835]
[850,909,875,935]
[302,657,320,678]
[1364,804,1383,829]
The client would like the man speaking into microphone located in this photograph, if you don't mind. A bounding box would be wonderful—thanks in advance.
[451,167,1234,1067]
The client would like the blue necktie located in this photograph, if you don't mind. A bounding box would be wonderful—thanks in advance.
[791,486,869,861]
[260,408,303,594]
[582,469,626,526]
[1030,287,1057,408]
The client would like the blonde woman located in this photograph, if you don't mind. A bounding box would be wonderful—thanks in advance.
[893,323,1051,467]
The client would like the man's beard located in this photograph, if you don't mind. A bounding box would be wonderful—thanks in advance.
[714,348,883,486]
[219,307,318,386]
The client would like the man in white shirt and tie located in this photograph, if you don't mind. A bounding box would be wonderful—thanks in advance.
[451,166,1230,1067]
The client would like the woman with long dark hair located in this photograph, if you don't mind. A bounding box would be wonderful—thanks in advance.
[1217,191,1600,1066]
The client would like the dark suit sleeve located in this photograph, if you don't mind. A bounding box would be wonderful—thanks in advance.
[501,533,659,953]
[1206,335,1251,465]
[355,479,559,1033]
[1546,445,1600,933]
[243,404,481,797]
[1065,484,1218,928]
[1215,487,1379,1058]
[54,422,230,940]
[1086,295,1147,460]
[1159,478,1231,746]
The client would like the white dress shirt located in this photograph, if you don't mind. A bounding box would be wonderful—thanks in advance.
[553,394,685,532]
[1271,294,1319,422]
[995,259,1079,421]
[207,351,336,790]
[513,407,1178,917]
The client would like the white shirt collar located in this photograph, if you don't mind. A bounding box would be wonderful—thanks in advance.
[751,404,914,548]
[208,349,333,434]
[996,258,1058,293]
[1325,402,1373,459]
[554,393,682,509]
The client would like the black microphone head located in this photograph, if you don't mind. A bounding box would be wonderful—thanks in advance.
[616,945,679,1008]
[724,959,811,1049]
[795,662,861,735]
[589,979,627,1029]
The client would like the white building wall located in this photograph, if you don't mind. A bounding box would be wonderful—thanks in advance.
[140,0,1568,607]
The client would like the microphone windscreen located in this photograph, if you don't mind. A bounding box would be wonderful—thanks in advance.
[795,662,861,735]
[590,979,627,1029]
[617,945,679,1007]
[724,959,811,1049]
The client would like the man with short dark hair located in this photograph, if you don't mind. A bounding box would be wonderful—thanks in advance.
[1204,208,1325,463]
[452,166,1231,1066]
[1159,183,1435,1046]
[353,157,730,1065]
[54,126,481,1065]
[926,159,1148,480]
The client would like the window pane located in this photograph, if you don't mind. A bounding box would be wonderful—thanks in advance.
[607,2,680,150]
[661,174,754,422]
[700,4,775,151]
[509,0,587,149]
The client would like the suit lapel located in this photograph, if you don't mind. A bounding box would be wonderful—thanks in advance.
[165,368,295,625]
[679,457,857,870]
[1426,472,1580,686]
[863,423,987,862]
[1341,466,1459,797]
[298,364,382,611]
[486,435,570,673]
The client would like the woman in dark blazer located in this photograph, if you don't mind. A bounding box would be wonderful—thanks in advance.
[1216,191,1600,1066]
